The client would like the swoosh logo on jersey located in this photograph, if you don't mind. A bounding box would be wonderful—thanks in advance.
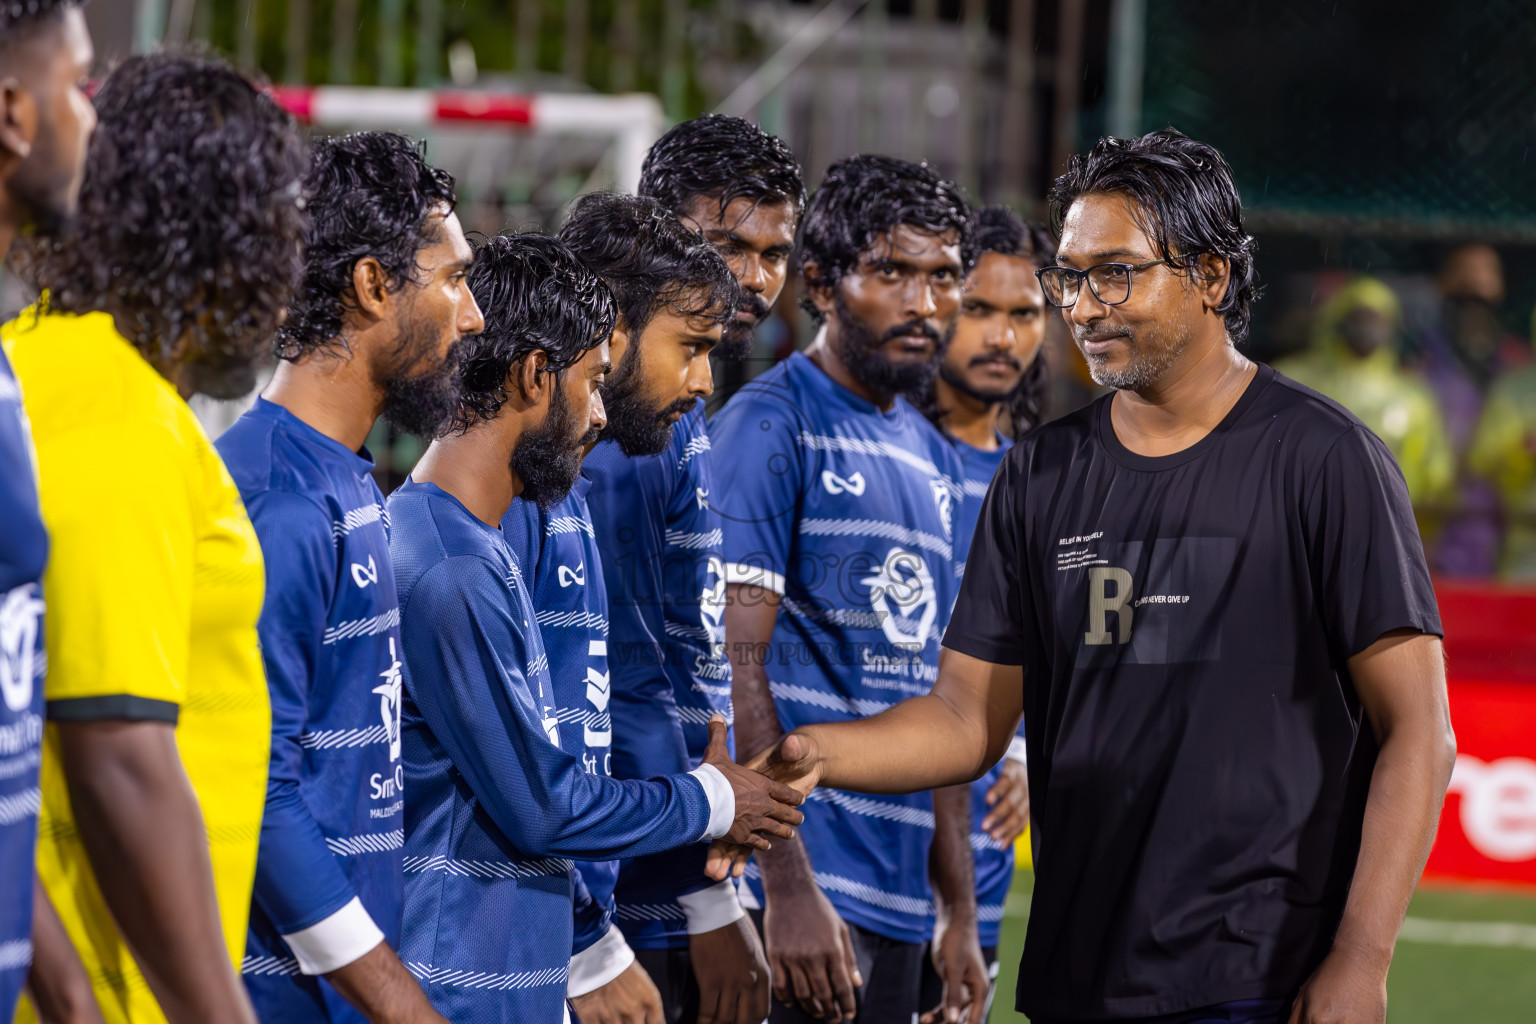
[822,470,866,496]
[351,556,379,589]
[696,486,709,510]
[558,562,586,588]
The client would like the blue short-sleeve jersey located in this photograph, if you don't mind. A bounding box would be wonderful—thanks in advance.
[0,347,47,1018]
[387,479,714,1023]
[710,352,965,944]
[582,406,735,948]
[952,435,1017,949]
[217,399,406,1020]
[500,476,619,953]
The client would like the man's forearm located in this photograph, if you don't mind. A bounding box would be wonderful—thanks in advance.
[325,941,444,1024]
[731,656,818,889]
[58,720,257,1024]
[1331,719,1456,964]
[799,694,992,796]
[26,877,102,1024]
[928,784,978,926]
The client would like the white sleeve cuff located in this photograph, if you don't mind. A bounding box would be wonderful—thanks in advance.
[723,562,786,596]
[566,923,635,998]
[280,896,385,976]
[689,762,736,840]
[678,879,746,934]
[1005,735,1028,766]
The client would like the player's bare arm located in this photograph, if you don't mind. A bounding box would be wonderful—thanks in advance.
[1288,631,1456,1024]
[723,582,861,1022]
[56,721,259,1024]
[922,785,989,1024]
[24,879,102,1024]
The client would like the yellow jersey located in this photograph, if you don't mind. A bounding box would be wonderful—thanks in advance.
[3,310,270,1023]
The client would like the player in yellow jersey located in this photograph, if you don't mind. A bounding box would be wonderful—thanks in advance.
[4,53,307,1024]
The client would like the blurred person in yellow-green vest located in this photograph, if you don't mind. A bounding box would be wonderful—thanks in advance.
[1276,277,1454,524]
[1468,311,1536,581]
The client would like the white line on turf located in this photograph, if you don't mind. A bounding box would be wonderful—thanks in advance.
[1397,917,1536,951]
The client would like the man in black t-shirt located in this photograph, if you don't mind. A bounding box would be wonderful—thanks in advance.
[716,130,1456,1024]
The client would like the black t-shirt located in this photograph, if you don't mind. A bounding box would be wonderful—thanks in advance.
[944,364,1442,1020]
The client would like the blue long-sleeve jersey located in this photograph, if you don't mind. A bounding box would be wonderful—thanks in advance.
[950,434,1020,949]
[710,353,965,945]
[0,347,47,1019]
[217,399,404,1020]
[387,479,720,1023]
[500,476,619,954]
[583,405,736,948]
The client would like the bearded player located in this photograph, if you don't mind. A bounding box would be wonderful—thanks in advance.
[911,204,1055,1019]
[711,155,988,1024]
[218,132,484,1024]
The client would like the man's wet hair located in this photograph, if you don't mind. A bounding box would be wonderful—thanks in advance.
[18,51,306,380]
[558,191,740,337]
[798,153,971,324]
[280,130,457,359]
[639,114,805,221]
[0,0,75,48]
[1048,128,1260,341]
[453,232,617,431]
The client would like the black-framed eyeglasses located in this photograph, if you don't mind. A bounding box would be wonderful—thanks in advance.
[1035,259,1173,308]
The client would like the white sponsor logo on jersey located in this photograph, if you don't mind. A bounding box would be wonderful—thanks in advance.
[558,562,586,588]
[822,470,866,497]
[0,584,44,713]
[372,636,404,761]
[860,548,938,652]
[929,480,954,540]
[700,556,727,657]
[584,640,611,748]
[351,555,379,589]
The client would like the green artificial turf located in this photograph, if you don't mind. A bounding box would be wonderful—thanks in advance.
[989,871,1536,1023]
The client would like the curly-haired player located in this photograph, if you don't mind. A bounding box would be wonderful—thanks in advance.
[0,1,94,1019]
[5,51,307,1024]
[216,131,483,1024]
[711,154,988,1024]
[388,232,802,1024]
[909,203,1055,1023]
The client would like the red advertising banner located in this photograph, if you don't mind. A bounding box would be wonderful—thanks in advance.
[1422,583,1536,888]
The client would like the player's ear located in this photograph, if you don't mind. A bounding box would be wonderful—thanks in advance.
[0,77,38,166]
[1195,253,1231,313]
[350,256,392,321]
[802,259,837,318]
[510,349,550,408]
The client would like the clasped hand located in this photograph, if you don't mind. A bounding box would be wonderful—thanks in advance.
[705,728,823,880]
[700,716,812,879]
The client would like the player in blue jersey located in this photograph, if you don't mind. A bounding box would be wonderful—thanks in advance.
[0,3,95,1020]
[388,230,804,1024]
[711,155,989,1024]
[218,132,485,1024]
[562,173,794,1023]
[909,205,1055,1019]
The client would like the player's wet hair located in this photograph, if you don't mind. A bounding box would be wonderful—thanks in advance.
[452,232,616,431]
[798,154,971,324]
[17,51,306,396]
[1048,128,1260,342]
[0,0,74,47]
[639,113,806,221]
[279,130,457,360]
[913,205,1055,438]
[558,191,740,336]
